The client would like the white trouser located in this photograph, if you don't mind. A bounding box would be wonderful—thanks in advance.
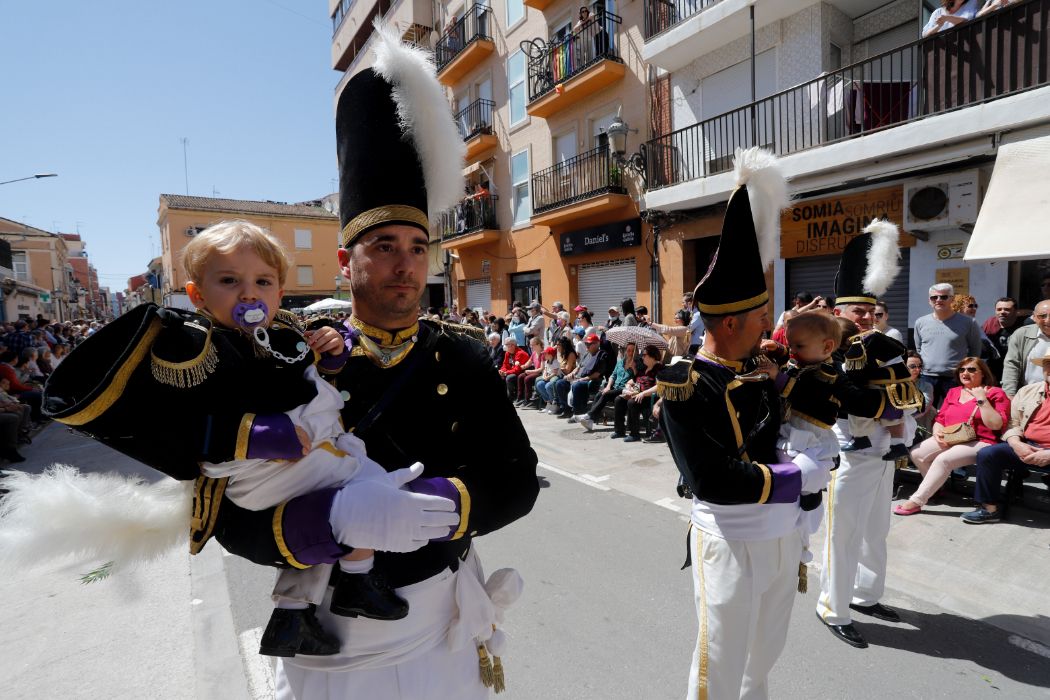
[816,449,894,626]
[687,527,803,700]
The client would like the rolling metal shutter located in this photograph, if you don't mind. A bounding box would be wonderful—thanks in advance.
[578,259,637,318]
[785,248,911,329]
[465,278,491,313]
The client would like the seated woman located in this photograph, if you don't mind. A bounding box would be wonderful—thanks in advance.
[577,342,636,432]
[896,357,1009,515]
[923,0,980,37]
[547,336,577,416]
[533,346,562,413]
[613,345,663,442]
[486,332,504,371]
[906,351,937,441]
[516,336,545,407]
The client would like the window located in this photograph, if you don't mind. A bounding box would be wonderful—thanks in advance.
[297,265,313,286]
[508,51,526,125]
[294,229,312,250]
[12,252,29,281]
[511,150,531,225]
[507,0,524,28]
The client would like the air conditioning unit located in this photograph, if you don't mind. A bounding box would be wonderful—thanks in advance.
[903,170,980,231]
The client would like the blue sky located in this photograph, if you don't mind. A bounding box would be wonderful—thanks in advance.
[0,1,339,292]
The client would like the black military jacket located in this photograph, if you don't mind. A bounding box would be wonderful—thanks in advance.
[211,320,540,588]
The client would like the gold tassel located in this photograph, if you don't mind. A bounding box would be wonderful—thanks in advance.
[492,656,506,694]
[657,378,694,401]
[150,342,219,389]
[477,646,494,688]
[797,562,808,594]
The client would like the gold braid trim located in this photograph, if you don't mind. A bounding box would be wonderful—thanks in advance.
[341,205,430,248]
[885,381,923,410]
[151,322,219,389]
[448,477,471,541]
[273,502,310,570]
[190,476,227,555]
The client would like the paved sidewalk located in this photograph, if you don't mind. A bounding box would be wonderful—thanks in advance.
[514,404,1050,648]
[0,423,248,700]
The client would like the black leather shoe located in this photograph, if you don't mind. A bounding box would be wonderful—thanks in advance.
[816,612,868,648]
[841,436,871,452]
[850,602,901,623]
[330,571,409,620]
[881,443,910,461]
[259,606,340,658]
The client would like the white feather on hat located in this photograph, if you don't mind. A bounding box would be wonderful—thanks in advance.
[373,20,467,223]
[861,218,902,297]
[733,147,790,271]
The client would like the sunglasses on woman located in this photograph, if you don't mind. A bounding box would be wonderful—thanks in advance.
[959,367,981,374]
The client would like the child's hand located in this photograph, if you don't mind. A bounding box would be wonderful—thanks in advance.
[305,326,346,356]
[759,339,780,354]
[296,426,312,456]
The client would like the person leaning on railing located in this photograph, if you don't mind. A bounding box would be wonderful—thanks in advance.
[977,0,1022,18]
[922,0,980,37]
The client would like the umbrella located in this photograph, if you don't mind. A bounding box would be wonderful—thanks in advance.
[605,325,668,351]
[303,298,353,313]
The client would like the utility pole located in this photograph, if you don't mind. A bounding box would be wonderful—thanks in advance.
[181,137,190,195]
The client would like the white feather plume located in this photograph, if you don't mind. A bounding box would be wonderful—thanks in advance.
[733,147,790,271]
[0,465,191,573]
[373,20,467,223]
[861,218,901,297]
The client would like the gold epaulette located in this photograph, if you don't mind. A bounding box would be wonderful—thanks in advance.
[189,476,227,555]
[435,320,488,345]
[884,380,924,410]
[273,308,305,331]
[150,318,219,389]
[656,362,698,402]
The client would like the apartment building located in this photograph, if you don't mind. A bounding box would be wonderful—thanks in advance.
[642,0,1050,326]
[156,195,342,311]
[0,217,80,322]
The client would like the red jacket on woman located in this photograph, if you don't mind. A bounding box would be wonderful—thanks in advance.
[500,348,531,376]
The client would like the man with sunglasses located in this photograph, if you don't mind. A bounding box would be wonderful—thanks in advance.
[914,283,982,409]
[1002,299,1050,397]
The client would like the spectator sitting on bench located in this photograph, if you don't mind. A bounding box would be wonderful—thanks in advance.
[498,337,531,403]
[962,349,1050,524]
[613,345,664,442]
[577,342,637,432]
[559,332,607,421]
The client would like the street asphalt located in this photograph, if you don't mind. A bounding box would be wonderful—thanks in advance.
[3,412,1050,698]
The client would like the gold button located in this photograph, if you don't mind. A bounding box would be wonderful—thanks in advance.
[435,351,441,362]
[437,383,449,395]
[451,421,459,432]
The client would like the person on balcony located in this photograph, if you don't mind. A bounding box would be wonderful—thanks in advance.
[922,0,981,37]
[977,0,1021,18]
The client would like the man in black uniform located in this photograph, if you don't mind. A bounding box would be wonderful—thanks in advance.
[657,149,833,700]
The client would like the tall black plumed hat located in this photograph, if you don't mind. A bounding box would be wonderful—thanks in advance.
[833,219,901,306]
[336,21,465,248]
[693,148,788,316]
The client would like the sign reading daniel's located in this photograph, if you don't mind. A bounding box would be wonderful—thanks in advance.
[560,218,641,257]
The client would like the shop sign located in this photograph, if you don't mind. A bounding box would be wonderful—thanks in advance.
[936,267,969,296]
[560,218,641,257]
[780,185,914,259]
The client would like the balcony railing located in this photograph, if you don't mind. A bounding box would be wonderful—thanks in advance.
[526,11,623,102]
[456,98,495,140]
[643,0,723,40]
[645,0,1050,190]
[441,194,500,240]
[531,146,626,214]
[435,4,492,72]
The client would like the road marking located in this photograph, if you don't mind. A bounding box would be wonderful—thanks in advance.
[653,497,682,512]
[538,461,611,491]
[239,626,277,699]
[580,473,611,483]
[1008,634,1050,659]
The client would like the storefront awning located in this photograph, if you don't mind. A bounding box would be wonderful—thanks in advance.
[965,134,1050,263]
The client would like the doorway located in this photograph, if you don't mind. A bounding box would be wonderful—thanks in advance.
[510,271,541,309]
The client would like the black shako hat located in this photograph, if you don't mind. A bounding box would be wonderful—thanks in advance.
[336,22,465,248]
[834,219,902,306]
[693,148,788,316]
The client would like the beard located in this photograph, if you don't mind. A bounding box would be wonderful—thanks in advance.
[350,276,423,320]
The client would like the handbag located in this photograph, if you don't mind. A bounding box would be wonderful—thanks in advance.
[940,403,980,446]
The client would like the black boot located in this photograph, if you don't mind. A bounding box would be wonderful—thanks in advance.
[259,605,340,658]
[841,436,871,452]
[881,442,910,461]
[329,570,409,620]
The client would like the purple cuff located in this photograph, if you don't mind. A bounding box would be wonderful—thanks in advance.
[247,413,301,460]
[317,343,350,373]
[881,406,904,421]
[766,462,802,504]
[773,372,789,392]
[280,488,349,565]
[405,477,462,542]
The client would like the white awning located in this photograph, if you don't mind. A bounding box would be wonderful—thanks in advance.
[965,134,1050,262]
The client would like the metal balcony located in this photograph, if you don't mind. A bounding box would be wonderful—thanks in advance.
[436,4,494,85]
[643,0,724,40]
[440,194,500,249]
[530,146,630,226]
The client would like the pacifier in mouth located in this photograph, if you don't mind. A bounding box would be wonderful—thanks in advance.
[232,300,269,330]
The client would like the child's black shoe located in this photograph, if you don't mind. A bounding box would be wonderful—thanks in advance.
[330,570,409,620]
[259,605,340,658]
[881,443,910,461]
[841,436,871,452]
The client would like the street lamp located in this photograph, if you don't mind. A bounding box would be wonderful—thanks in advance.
[0,173,58,186]
[606,116,646,188]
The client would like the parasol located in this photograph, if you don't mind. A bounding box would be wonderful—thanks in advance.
[605,325,669,351]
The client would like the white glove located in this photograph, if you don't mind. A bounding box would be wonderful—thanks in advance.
[793,451,833,495]
[328,463,460,553]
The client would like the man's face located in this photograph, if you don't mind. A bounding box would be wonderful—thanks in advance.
[586,340,599,355]
[735,306,770,356]
[929,289,952,313]
[995,300,1017,327]
[682,295,692,310]
[338,225,428,324]
[1033,301,1050,337]
[834,303,875,331]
